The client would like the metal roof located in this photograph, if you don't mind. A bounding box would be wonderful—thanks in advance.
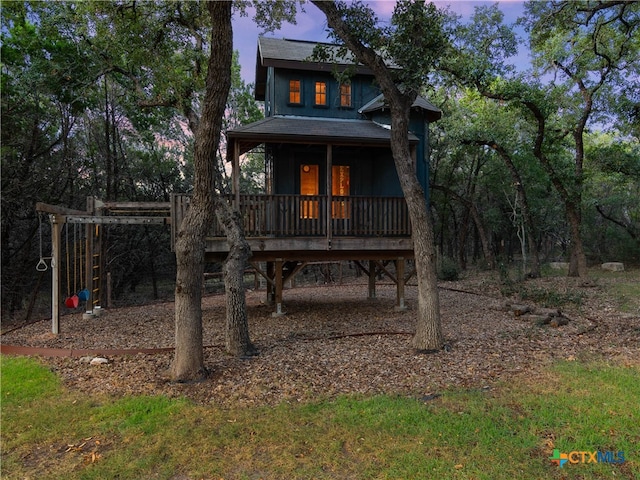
[226,115,418,160]
[255,37,375,100]
[359,94,442,122]
[258,37,358,65]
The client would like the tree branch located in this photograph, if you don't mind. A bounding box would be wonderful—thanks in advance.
[595,204,638,240]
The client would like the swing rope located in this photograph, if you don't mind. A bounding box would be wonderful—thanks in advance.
[77,227,90,303]
[36,214,48,271]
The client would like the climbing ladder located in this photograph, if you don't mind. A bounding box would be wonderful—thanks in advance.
[88,223,103,313]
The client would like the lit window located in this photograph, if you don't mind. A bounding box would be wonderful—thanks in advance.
[289,80,301,104]
[300,164,319,219]
[339,83,352,107]
[315,81,327,106]
[332,165,350,219]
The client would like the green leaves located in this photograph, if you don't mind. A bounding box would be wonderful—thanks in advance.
[386,1,448,91]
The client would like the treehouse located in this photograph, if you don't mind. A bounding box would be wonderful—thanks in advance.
[175,38,442,314]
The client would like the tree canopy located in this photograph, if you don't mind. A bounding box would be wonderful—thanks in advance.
[2,0,638,329]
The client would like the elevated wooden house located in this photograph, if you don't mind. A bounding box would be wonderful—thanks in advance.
[176,37,441,314]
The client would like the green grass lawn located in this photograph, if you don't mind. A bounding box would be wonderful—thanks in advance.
[2,355,638,479]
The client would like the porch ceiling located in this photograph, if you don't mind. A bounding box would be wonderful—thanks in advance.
[227,115,418,160]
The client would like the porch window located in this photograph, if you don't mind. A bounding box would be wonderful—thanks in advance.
[300,164,319,219]
[332,165,350,219]
[339,83,352,107]
[289,80,301,104]
[314,81,327,106]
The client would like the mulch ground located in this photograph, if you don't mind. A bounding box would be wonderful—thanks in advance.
[2,272,638,406]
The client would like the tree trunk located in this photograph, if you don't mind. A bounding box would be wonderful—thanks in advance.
[468,202,496,270]
[481,141,540,277]
[312,0,444,352]
[411,211,444,352]
[566,201,588,277]
[216,198,256,356]
[173,220,207,380]
[172,1,233,382]
[389,104,443,352]
[432,184,496,270]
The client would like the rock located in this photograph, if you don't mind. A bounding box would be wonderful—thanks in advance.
[525,314,552,326]
[522,311,569,327]
[549,317,569,327]
[90,357,109,365]
[534,307,563,317]
[549,262,569,270]
[601,262,624,272]
[510,304,531,316]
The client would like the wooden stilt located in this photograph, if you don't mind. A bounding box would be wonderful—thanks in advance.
[266,261,275,305]
[395,257,407,311]
[368,259,376,299]
[272,258,285,316]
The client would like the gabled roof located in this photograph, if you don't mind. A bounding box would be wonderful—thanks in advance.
[359,94,442,122]
[255,37,374,101]
[226,115,419,161]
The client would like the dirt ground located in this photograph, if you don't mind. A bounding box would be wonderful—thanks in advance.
[2,271,639,406]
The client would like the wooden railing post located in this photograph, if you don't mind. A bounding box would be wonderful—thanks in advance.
[51,215,61,334]
[326,145,333,247]
[196,194,412,238]
[233,140,240,209]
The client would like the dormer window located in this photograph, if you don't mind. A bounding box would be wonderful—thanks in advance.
[289,80,301,104]
[314,81,327,106]
[339,83,352,108]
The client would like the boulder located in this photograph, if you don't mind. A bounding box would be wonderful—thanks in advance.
[513,305,532,316]
[601,262,624,272]
[90,357,109,365]
[549,262,569,270]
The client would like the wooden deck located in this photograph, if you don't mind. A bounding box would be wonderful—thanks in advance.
[172,193,416,313]
[172,193,413,260]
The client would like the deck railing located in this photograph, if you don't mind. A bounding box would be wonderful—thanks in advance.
[172,194,411,238]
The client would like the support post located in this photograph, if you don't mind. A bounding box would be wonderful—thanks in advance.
[233,140,240,209]
[394,257,407,311]
[266,261,275,305]
[368,259,376,300]
[51,215,62,334]
[272,258,285,316]
[86,197,94,312]
[326,144,333,247]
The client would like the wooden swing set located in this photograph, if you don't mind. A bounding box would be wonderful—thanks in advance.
[35,197,170,333]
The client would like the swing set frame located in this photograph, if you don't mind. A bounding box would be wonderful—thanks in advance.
[36,197,171,334]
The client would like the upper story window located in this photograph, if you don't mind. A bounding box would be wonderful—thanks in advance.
[289,80,301,104]
[339,83,352,107]
[314,81,327,106]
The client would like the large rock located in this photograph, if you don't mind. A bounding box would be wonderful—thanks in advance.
[549,262,569,270]
[601,262,624,272]
[90,357,109,365]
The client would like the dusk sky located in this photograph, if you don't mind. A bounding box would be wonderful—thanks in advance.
[232,1,529,85]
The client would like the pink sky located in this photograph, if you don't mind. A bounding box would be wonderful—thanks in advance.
[232,1,528,84]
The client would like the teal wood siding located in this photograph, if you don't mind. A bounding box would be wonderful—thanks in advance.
[269,145,402,197]
[265,67,275,117]
[410,115,429,199]
[267,68,380,119]
[366,110,431,199]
